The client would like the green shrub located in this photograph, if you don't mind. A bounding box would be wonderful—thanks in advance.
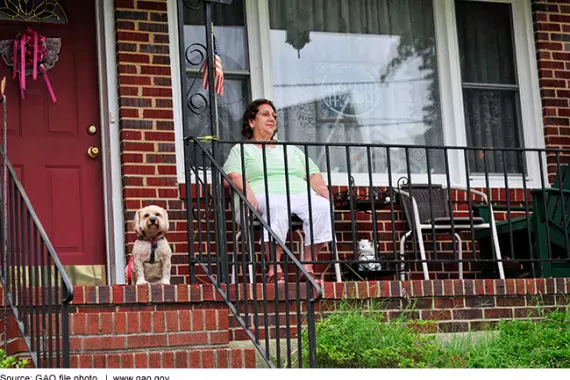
[301,302,448,368]
[0,350,30,368]
[303,303,570,368]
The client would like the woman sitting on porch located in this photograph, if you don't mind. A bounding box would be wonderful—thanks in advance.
[223,98,332,284]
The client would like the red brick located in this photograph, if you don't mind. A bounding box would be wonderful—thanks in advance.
[138,1,167,11]
[142,87,172,97]
[117,31,150,42]
[149,352,162,368]
[127,312,139,333]
[144,131,175,141]
[143,109,173,119]
[134,352,148,368]
[127,334,167,349]
[140,311,153,333]
[119,86,139,96]
[106,354,121,368]
[114,312,127,334]
[202,350,215,368]
[119,75,152,85]
[174,351,188,368]
[120,108,140,118]
[141,65,171,76]
[146,177,177,187]
[168,332,208,346]
[158,188,179,198]
[189,351,201,368]
[93,354,106,368]
[153,311,166,333]
[166,311,179,331]
[162,352,175,368]
[122,353,135,368]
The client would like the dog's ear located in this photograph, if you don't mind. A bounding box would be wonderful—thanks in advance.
[133,209,143,235]
[161,207,169,232]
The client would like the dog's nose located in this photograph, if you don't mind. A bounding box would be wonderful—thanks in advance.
[149,217,157,224]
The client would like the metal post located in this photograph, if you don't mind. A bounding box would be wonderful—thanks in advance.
[203,0,232,282]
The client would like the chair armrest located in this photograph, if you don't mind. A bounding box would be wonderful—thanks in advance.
[446,185,489,204]
[531,187,570,196]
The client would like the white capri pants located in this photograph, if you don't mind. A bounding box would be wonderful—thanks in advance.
[238,192,333,246]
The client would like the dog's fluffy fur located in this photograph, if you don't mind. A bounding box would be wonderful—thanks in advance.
[126,205,172,285]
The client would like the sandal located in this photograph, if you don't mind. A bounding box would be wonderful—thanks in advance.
[266,266,285,284]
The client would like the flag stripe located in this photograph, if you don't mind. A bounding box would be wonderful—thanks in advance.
[201,36,224,96]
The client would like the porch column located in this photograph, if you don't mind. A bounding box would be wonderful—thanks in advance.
[114,0,186,283]
[533,0,570,177]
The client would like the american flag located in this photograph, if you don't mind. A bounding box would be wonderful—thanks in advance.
[201,36,224,96]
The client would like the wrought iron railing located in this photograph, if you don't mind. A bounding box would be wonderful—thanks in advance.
[187,137,322,368]
[0,145,73,368]
[189,139,570,283]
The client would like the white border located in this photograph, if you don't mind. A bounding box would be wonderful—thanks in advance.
[168,0,186,184]
[97,0,124,284]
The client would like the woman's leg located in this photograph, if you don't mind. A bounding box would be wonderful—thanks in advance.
[256,194,289,282]
[292,193,333,281]
[265,243,283,281]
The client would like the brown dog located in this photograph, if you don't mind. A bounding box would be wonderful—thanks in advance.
[125,205,172,285]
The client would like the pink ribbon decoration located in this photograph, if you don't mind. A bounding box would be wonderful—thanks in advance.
[40,64,56,103]
[32,31,38,80]
[10,28,57,103]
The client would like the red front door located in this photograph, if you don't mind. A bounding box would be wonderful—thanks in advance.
[0,0,106,268]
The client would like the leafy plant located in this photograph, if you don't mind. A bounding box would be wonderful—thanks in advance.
[0,349,30,368]
[302,302,570,368]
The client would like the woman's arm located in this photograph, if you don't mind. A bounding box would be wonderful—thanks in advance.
[227,172,258,210]
[309,173,330,200]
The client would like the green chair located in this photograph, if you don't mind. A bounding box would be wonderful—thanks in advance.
[474,165,570,278]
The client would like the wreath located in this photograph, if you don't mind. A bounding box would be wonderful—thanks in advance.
[0,28,60,103]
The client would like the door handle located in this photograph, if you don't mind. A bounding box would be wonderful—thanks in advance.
[87,146,99,159]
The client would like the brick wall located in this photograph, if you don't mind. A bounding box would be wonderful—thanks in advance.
[114,0,188,283]
[533,0,570,173]
[110,0,570,285]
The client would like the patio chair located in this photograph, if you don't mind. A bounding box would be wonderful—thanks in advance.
[474,165,570,278]
[232,212,305,284]
[394,181,504,281]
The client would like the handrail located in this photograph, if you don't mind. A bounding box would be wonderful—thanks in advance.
[188,137,322,368]
[0,144,73,368]
[0,146,74,302]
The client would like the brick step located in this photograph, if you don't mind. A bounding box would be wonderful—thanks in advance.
[69,309,229,352]
[70,347,256,368]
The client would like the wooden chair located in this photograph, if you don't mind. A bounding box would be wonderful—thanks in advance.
[474,165,570,278]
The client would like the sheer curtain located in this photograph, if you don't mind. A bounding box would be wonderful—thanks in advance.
[268,0,444,175]
[456,0,523,174]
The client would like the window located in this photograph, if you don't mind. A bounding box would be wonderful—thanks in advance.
[268,0,444,176]
[456,0,523,174]
[172,0,543,186]
[180,0,250,153]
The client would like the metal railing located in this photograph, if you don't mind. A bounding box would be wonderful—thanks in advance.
[189,139,570,282]
[186,137,322,368]
[0,145,74,368]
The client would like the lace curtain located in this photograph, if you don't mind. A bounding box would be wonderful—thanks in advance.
[456,0,523,174]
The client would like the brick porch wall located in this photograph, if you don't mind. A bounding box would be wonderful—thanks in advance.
[114,0,189,283]
[112,0,570,284]
[533,0,570,173]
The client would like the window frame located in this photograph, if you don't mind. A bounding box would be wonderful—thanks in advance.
[171,0,544,188]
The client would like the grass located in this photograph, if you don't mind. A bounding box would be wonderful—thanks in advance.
[300,301,570,368]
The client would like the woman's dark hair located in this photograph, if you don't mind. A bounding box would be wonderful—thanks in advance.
[242,98,277,140]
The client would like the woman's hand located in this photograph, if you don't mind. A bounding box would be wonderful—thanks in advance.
[246,192,259,211]
[315,186,330,201]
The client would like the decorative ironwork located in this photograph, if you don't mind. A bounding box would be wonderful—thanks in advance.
[183,0,204,10]
[0,0,67,23]
[184,42,209,115]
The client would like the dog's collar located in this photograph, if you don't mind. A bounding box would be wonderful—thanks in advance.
[137,234,165,264]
